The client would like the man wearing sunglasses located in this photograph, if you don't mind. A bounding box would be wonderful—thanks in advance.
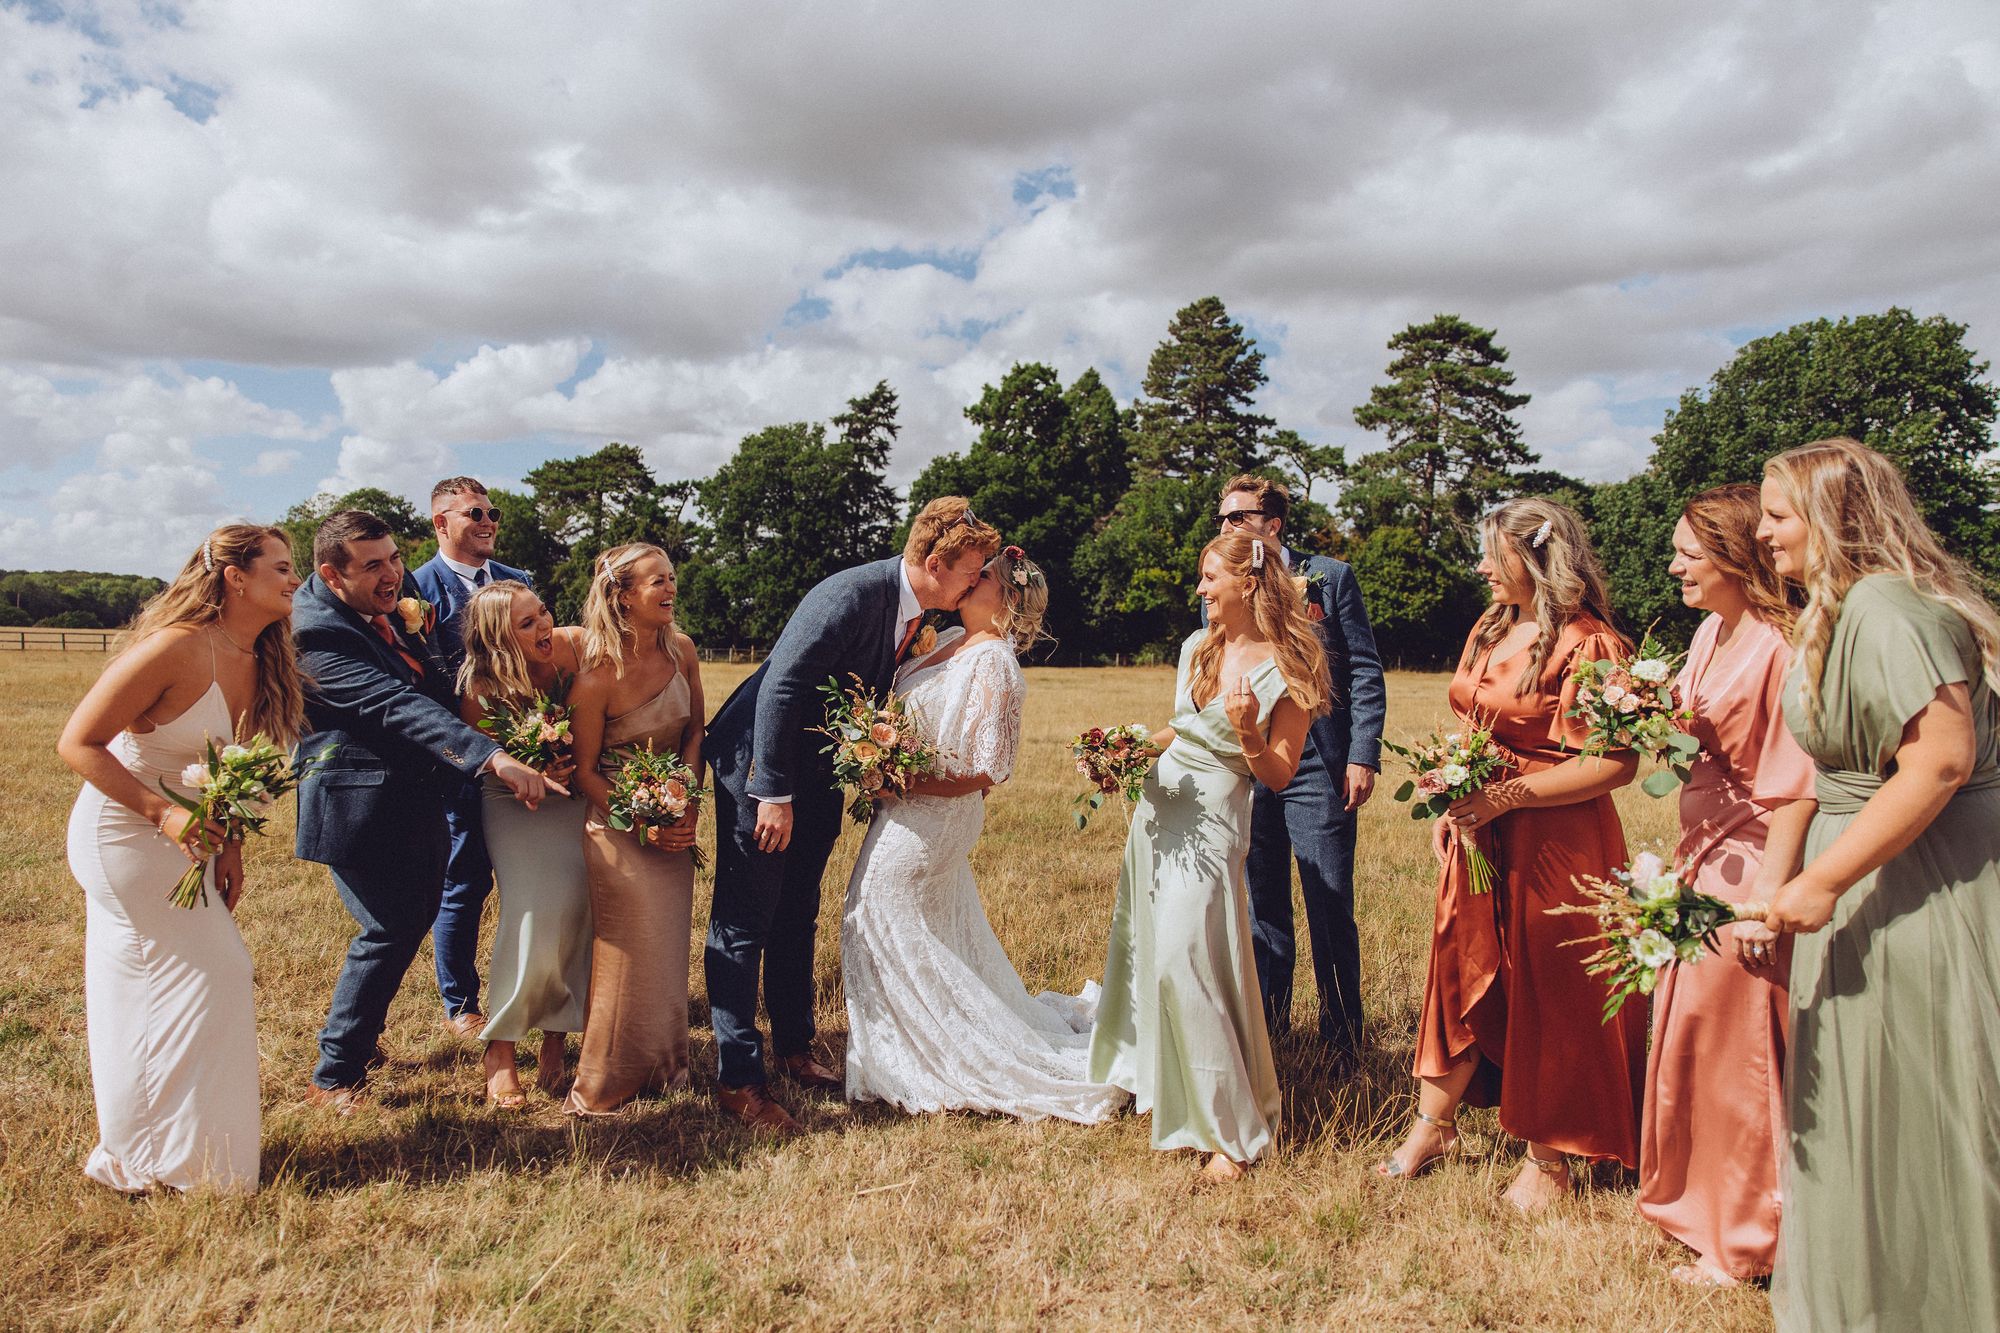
[412,476,535,1040]
[1215,474,1385,1071]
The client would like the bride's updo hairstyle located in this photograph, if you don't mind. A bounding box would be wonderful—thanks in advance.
[990,545,1054,655]
[456,581,542,703]
[121,524,305,744]
[1188,531,1330,719]
[1468,498,1623,695]
[581,542,680,677]
[1765,436,2000,728]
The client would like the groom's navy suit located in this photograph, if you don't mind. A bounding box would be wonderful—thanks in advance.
[705,556,905,1088]
[1244,547,1385,1053]
[293,571,500,1089]
[410,552,532,1021]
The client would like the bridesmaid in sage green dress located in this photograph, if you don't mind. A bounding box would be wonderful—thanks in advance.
[1090,531,1328,1183]
[456,581,592,1108]
[1758,438,2000,1332]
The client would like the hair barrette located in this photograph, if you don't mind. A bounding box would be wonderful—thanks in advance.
[1530,519,1553,549]
[201,540,214,573]
[1250,539,1266,571]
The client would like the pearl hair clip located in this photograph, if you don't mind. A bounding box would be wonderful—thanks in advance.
[1531,519,1553,548]
[201,541,215,573]
[1250,539,1266,570]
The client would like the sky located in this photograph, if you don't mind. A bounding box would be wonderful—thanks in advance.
[3,1,1997,577]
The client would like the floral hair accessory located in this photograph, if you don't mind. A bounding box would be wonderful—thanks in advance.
[201,541,214,573]
[1003,544,1024,560]
[1531,518,1553,548]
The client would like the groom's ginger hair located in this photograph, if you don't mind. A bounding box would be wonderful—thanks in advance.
[905,496,999,568]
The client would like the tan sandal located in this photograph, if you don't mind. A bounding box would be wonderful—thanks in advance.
[1375,1108,1459,1180]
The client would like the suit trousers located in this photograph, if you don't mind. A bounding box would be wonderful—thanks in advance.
[430,780,494,1018]
[314,831,448,1088]
[1244,757,1363,1052]
[704,780,841,1088]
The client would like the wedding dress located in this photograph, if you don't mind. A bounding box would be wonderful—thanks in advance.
[841,631,1127,1123]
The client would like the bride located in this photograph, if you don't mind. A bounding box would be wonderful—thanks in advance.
[841,545,1126,1123]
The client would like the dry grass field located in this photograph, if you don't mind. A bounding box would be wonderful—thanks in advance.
[0,652,1775,1330]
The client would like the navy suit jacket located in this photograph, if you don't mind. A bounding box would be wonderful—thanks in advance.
[292,572,501,869]
[707,556,905,807]
[1289,547,1387,773]
[410,554,532,676]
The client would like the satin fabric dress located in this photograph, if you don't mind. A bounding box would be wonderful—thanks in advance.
[1413,617,1647,1165]
[1637,614,1814,1279]
[66,677,259,1193]
[572,674,698,1107]
[479,768,592,1043]
[1089,632,1287,1163]
[1772,575,2000,1331]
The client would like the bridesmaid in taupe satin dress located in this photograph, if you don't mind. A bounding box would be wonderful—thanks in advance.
[566,543,706,1114]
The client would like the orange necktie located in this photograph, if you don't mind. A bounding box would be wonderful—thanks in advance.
[370,614,427,679]
[895,617,921,662]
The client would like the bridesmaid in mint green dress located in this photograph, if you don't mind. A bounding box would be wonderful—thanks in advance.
[1757,439,2000,1332]
[1091,532,1327,1182]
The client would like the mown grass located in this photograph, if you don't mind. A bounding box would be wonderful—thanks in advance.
[0,653,1771,1330]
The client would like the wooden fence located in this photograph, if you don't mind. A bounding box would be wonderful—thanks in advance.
[0,628,123,652]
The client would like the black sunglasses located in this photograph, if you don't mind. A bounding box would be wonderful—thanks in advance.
[454,506,502,523]
[1216,508,1269,527]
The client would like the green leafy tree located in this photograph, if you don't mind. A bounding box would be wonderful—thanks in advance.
[1130,297,1273,479]
[280,487,431,573]
[1346,526,1486,667]
[523,442,688,618]
[1072,475,1212,661]
[1348,315,1533,556]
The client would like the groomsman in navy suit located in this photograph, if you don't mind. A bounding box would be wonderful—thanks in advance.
[410,477,532,1039]
[1217,474,1386,1064]
[293,510,549,1111]
[703,497,999,1132]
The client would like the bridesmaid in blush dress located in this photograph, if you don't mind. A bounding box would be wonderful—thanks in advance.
[1377,499,1644,1214]
[1639,485,1816,1287]
[565,543,705,1114]
[58,525,308,1193]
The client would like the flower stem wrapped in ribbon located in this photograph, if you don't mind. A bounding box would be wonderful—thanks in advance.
[160,735,336,908]
[1564,631,1700,797]
[814,674,941,823]
[1548,850,1764,1020]
[1069,722,1155,830]
[1382,717,1509,894]
[603,740,708,868]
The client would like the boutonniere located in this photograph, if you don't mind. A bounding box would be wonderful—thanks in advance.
[396,595,435,638]
[910,618,940,660]
[1300,570,1328,623]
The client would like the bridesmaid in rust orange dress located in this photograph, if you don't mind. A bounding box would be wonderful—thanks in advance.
[1376,498,1644,1213]
[1639,484,1815,1286]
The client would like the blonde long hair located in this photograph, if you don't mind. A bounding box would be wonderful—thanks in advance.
[1188,532,1330,719]
[1469,498,1624,694]
[455,581,542,705]
[1765,436,2000,726]
[1682,483,1799,636]
[991,545,1054,655]
[121,525,306,745]
[581,543,679,677]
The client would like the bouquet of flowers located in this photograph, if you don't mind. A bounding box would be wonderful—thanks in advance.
[1549,851,1761,1020]
[603,741,708,867]
[1565,633,1699,796]
[475,675,573,790]
[161,735,336,908]
[1382,719,1509,894]
[815,675,940,823]
[1069,723,1155,830]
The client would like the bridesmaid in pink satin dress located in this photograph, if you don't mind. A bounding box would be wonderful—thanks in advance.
[1639,485,1816,1286]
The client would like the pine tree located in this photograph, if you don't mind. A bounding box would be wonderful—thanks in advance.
[1130,296,1273,479]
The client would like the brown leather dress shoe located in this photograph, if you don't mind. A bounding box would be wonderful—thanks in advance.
[773,1052,843,1090]
[442,1012,486,1040]
[304,1083,366,1116]
[716,1083,802,1135]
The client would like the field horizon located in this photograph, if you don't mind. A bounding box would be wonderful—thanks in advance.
[0,653,1773,1330]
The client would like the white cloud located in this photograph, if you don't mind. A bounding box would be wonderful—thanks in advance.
[0,434,239,574]
[247,448,302,476]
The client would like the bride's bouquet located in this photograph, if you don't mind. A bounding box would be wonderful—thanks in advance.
[604,740,708,867]
[1383,718,1508,895]
[815,674,939,823]
[1565,632,1699,796]
[1069,723,1154,830]
[475,674,573,793]
[1548,851,1761,1020]
[161,735,335,908]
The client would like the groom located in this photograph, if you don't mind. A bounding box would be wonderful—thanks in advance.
[705,496,999,1132]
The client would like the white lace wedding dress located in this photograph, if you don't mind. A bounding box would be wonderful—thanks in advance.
[841,631,1127,1123]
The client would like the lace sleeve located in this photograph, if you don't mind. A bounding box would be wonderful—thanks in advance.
[938,644,1025,784]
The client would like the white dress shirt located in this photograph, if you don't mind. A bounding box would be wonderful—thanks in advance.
[438,552,492,597]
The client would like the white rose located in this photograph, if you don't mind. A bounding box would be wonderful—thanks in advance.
[220,744,249,762]
[1632,929,1675,969]
[1616,695,1641,714]
[1438,762,1471,788]
[1630,659,1670,684]
[179,762,210,789]
[1641,873,1682,907]
[1601,684,1627,705]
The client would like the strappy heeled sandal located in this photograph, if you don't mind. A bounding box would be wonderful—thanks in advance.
[1506,1148,1573,1213]
[1374,1108,1459,1179]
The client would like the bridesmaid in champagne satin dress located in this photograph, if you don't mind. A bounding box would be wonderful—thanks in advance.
[566,544,705,1114]
[1638,487,1815,1287]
